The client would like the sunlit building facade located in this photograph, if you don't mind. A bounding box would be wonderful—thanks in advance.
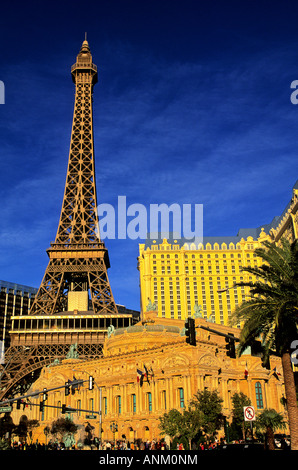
[138,181,298,325]
[0,280,37,350]
[10,312,286,444]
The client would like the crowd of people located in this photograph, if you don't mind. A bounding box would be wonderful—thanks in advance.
[8,438,170,451]
[101,439,169,450]
[6,435,291,451]
[6,438,226,451]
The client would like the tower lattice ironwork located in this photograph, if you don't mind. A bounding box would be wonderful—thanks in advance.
[0,39,134,400]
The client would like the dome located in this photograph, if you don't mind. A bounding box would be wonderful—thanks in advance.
[103,320,183,356]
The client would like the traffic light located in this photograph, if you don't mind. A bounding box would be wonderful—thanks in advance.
[225,335,236,358]
[61,404,66,414]
[39,401,44,412]
[65,381,70,396]
[16,399,21,410]
[89,375,95,390]
[185,317,196,346]
[43,388,48,401]
[71,377,84,394]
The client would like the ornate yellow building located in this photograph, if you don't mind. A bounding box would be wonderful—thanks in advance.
[138,234,266,325]
[138,182,298,325]
[10,311,285,444]
[8,183,298,445]
[268,183,298,244]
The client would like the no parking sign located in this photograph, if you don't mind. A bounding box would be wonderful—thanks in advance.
[244,406,255,421]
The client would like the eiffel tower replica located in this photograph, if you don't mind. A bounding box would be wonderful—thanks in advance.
[0,38,134,400]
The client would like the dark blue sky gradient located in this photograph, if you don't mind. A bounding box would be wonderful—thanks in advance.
[1,0,298,310]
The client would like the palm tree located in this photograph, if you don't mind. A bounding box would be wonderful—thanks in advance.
[255,408,286,450]
[229,239,298,450]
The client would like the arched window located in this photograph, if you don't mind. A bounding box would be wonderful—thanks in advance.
[178,387,185,408]
[147,392,152,412]
[131,394,136,414]
[116,395,121,414]
[255,382,263,409]
[103,397,107,415]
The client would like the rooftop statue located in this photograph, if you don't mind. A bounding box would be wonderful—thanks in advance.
[66,343,79,359]
[146,298,157,312]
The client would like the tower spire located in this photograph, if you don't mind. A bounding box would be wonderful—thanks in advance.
[29,41,116,316]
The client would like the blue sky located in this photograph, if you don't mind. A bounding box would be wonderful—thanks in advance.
[0,0,298,311]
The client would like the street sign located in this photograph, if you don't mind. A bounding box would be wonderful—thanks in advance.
[86,414,97,419]
[0,406,12,413]
[244,405,255,421]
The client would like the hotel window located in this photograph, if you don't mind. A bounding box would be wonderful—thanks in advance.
[116,395,121,414]
[131,394,136,414]
[147,392,152,412]
[215,261,220,274]
[178,388,185,408]
[153,279,158,304]
[186,278,191,315]
[161,279,165,316]
[255,382,264,409]
[161,390,167,410]
[40,402,45,421]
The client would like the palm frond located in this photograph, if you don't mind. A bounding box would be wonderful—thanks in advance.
[230,239,298,356]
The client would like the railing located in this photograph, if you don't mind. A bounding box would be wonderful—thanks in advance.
[48,242,105,250]
[71,62,97,73]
